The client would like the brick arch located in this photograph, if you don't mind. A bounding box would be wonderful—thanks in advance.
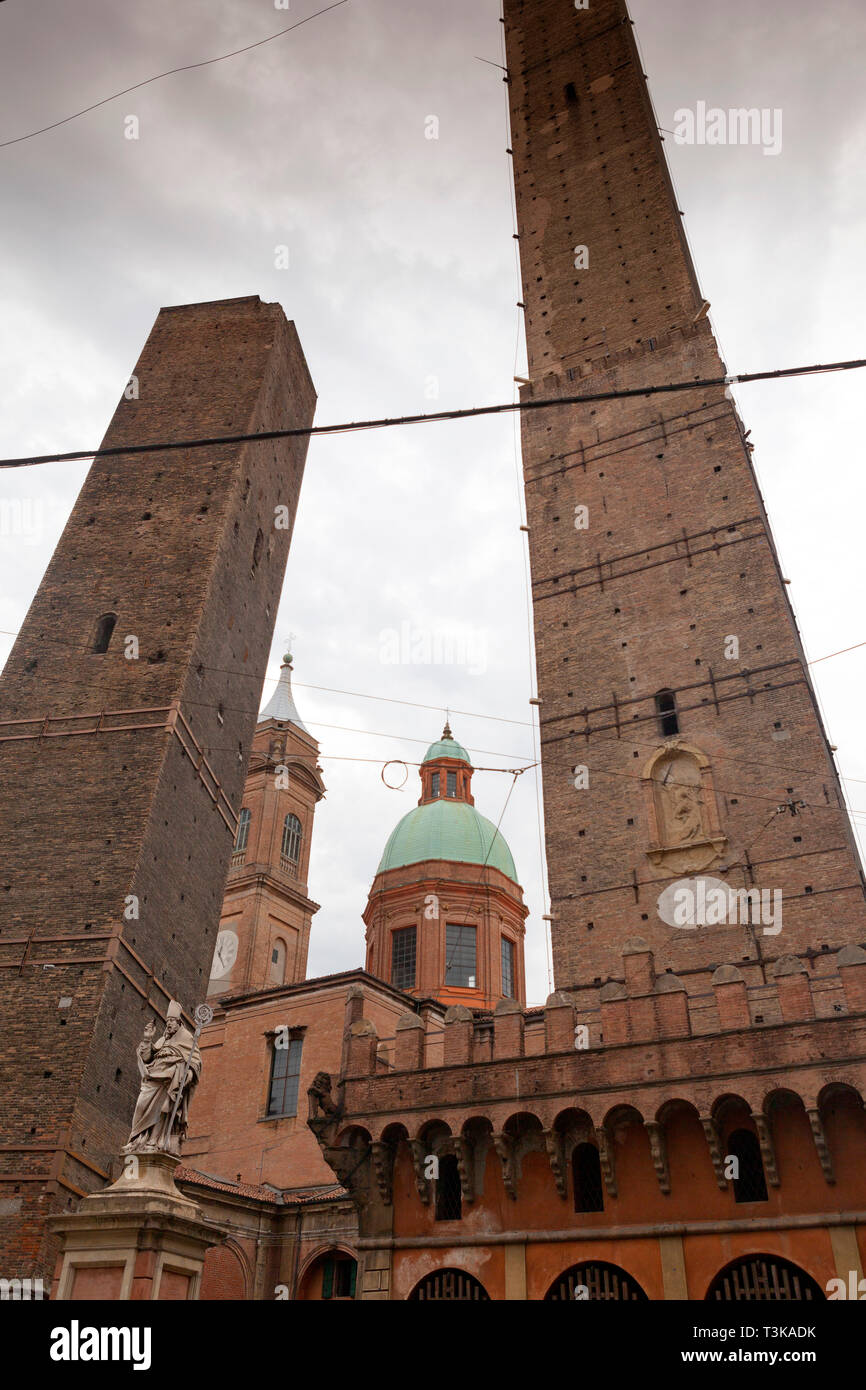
[200,1240,250,1301]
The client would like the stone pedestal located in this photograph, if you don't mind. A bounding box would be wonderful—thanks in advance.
[49,1152,223,1301]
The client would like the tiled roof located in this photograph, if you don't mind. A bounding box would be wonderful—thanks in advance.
[176,1167,350,1207]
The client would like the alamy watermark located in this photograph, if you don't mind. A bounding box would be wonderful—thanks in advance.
[658,876,782,936]
[673,102,782,157]
[379,621,488,676]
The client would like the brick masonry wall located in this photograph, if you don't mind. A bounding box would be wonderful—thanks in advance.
[0,296,316,1275]
[503,0,866,997]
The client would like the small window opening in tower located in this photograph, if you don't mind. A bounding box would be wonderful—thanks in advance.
[92,612,117,654]
[655,689,679,737]
[564,82,578,106]
[431,771,440,798]
[435,1154,463,1221]
[446,770,457,798]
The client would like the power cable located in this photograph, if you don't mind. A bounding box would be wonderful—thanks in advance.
[2,357,865,470]
[0,1,351,150]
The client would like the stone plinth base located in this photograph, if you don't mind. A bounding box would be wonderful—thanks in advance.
[49,1151,223,1300]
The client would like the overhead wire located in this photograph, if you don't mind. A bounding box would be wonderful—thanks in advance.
[0,1,352,150]
[2,357,865,470]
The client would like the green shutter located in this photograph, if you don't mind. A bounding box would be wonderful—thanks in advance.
[349,1260,357,1298]
[322,1257,334,1300]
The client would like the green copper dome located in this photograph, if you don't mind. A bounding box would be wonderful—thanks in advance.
[377,799,518,881]
[422,720,470,765]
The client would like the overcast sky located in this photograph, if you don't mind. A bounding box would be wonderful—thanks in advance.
[2,0,865,1003]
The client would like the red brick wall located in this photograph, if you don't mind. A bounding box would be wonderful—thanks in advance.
[503,0,866,996]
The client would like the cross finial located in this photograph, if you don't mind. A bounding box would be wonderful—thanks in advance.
[282,632,297,665]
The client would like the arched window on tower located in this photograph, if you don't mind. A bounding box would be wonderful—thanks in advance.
[281,813,302,875]
[655,689,679,738]
[92,612,117,654]
[233,808,251,864]
[572,1142,605,1213]
[728,1128,769,1203]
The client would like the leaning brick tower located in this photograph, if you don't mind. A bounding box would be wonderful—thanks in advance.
[0,296,316,1276]
[307,0,866,1308]
[503,0,866,1008]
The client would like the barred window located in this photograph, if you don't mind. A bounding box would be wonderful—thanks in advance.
[446,770,457,798]
[267,1034,303,1117]
[281,813,302,864]
[501,937,515,998]
[445,924,476,988]
[234,808,251,853]
[391,926,417,990]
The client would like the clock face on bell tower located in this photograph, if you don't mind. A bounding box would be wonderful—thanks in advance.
[211,929,239,980]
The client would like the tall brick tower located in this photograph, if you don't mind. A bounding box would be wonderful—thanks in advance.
[207,650,325,998]
[0,296,316,1276]
[503,0,866,1006]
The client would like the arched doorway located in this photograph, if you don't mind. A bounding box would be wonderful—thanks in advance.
[408,1269,490,1301]
[707,1255,825,1301]
[545,1262,648,1301]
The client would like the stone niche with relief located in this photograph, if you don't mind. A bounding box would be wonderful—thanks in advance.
[642,740,727,875]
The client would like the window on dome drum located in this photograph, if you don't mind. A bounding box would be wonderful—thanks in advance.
[321,1254,357,1300]
[435,1155,463,1221]
[267,1033,303,1117]
[391,926,416,990]
[281,813,302,874]
[728,1128,769,1203]
[233,808,251,863]
[655,688,679,737]
[445,924,477,988]
[431,771,440,798]
[501,937,515,998]
[572,1142,605,1213]
[446,770,457,798]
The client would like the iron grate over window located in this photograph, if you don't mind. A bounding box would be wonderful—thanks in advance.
[545,1262,648,1301]
[708,1256,825,1301]
[409,1269,489,1301]
[445,924,477,988]
[391,926,417,991]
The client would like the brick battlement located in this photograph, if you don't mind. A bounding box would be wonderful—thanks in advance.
[348,939,866,1081]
